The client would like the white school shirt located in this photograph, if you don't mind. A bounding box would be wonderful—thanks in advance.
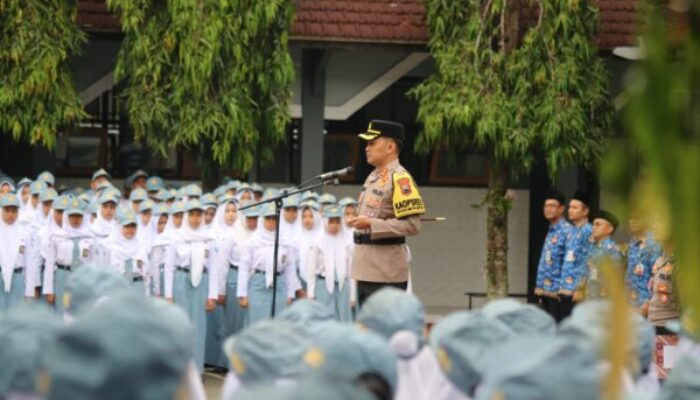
[42,237,95,295]
[216,235,242,296]
[163,241,218,300]
[306,243,352,298]
[98,246,151,297]
[236,241,299,299]
[0,228,35,297]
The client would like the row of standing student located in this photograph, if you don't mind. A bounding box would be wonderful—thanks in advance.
[0,172,362,373]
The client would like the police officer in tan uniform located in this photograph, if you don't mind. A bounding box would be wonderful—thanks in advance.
[349,120,425,306]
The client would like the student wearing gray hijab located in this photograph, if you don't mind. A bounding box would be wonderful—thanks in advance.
[0,303,63,400]
[44,295,193,400]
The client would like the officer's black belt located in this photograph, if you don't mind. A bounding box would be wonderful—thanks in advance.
[176,266,208,274]
[57,264,72,272]
[354,234,405,245]
[13,267,23,273]
[132,276,144,282]
[230,265,238,271]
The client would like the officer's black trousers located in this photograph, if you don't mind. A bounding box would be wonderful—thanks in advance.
[357,281,408,308]
[559,294,575,320]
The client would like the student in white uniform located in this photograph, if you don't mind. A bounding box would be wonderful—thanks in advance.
[205,194,242,369]
[307,204,354,321]
[214,196,247,334]
[0,193,36,310]
[296,201,322,288]
[164,199,219,372]
[149,203,170,295]
[99,206,151,296]
[237,202,300,325]
[43,197,96,313]
[16,177,32,204]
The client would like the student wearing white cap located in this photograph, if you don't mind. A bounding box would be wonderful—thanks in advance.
[150,203,172,296]
[43,197,96,313]
[307,204,354,321]
[0,193,37,310]
[18,180,44,227]
[205,194,241,369]
[164,199,219,372]
[97,206,151,297]
[237,202,300,325]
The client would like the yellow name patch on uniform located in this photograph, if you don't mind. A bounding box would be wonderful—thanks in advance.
[392,171,425,218]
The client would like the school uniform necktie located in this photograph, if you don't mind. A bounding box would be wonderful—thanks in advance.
[125,259,134,282]
[70,239,81,269]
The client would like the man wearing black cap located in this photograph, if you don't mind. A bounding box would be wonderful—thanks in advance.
[348,120,425,306]
[534,190,572,321]
[584,210,623,300]
[558,191,593,318]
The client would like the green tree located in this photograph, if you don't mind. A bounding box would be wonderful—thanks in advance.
[0,0,86,147]
[411,0,614,298]
[107,0,295,183]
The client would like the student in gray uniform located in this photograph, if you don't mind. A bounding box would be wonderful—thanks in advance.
[221,319,313,398]
[0,193,36,310]
[232,377,376,400]
[0,302,63,400]
[43,295,194,400]
[43,197,96,313]
[301,321,398,400]
[62,263,131,321]
[429,310,516,399]
[164,199,219,372]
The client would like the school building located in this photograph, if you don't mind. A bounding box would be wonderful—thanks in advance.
[0,0,682,313]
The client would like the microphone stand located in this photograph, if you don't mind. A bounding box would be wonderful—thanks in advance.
[239,176,340,318]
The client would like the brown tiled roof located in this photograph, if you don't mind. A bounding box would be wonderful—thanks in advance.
[77,0,653,50]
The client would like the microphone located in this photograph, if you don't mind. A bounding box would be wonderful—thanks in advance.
[319,166,354,181]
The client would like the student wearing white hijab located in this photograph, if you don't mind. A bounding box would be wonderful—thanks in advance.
[280,196,301,240]
[202,193,218,231]
[150,203,171,296]
[99,206,151,297]
[307,205,354,321]
[90,192,118,243]
[164,199,219,372]
[18,180,41,227]
[232,203,259,247]
[339,197,359,248]
[0,193,36,311]
[205,195,242,369]
[296,201,323,288]
[237,202,300,325]
[23,188,58,296]
[43,197,96,313]
[136,199,156,247]
[214,196,246,333]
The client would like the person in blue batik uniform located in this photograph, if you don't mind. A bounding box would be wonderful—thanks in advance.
[625,213,662,315]
[534,190,571,322]
[584,210,623,300]
[558,191,592,318]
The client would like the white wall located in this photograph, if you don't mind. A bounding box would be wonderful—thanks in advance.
[324,185,531,314]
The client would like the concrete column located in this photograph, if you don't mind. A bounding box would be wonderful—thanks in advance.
[300,49,329,182]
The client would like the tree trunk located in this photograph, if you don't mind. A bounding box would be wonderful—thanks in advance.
[485,163,510,300]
